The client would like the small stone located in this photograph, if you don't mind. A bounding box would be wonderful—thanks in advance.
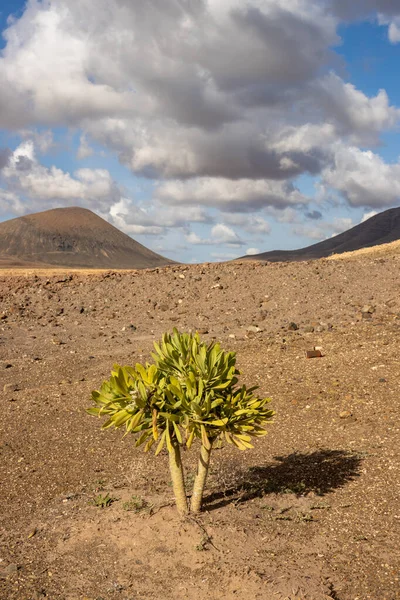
[361,305,375,314]
[304,325,314,333]
[2,563,19,575]
[379,378,387,383]
[288,322,299,331]
[339,410,352,419]
[197,328,209,334]
[5,364,13,369]
[51,337,63,345]
[129,324,137,331]
[246,326,263,334]
[361,312,372,320]
[159,304,169,311]
[228,334,236,339]
[178,274,185,279]
[211,283,223,289]
[3,383,19,393]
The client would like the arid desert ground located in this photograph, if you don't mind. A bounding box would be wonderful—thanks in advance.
[1,248,400,600]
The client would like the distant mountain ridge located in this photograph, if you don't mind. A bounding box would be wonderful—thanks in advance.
[0,207,174,269]
[240,207,400,262]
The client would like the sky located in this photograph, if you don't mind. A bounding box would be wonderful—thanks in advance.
[0,1,400,263]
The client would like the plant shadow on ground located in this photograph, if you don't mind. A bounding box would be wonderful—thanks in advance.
[203,449,363,511]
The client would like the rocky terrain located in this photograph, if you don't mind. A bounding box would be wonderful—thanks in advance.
[1,251,400,599]
[242,206,400,262]
[0,207,173,269]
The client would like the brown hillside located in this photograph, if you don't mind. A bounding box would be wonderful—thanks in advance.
[239,206,400,262]
[0,207,174,269]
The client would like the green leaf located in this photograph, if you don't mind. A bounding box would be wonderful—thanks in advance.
[155,430,167,456]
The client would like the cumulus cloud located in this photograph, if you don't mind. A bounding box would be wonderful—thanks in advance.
[315,73,400,144]
[321,145,400,208]
[1,141,121,212]
[109,198,213,236]
[0,0,400,259]
[224,213,271,235]
[77,135,94,160]
[361,210,378,222]
[156,178,308,212]
[292,216,355,241]
[0,0,396,190]
[186,223,245,247]
[0,148,12,170]
[246,248,261,256]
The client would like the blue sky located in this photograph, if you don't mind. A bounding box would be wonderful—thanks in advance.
[0,0,400,263]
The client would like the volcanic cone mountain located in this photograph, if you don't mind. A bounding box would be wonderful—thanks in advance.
[0,207,174,269]
[241,207,400,262]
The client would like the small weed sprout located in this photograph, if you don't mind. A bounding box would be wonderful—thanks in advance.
[87,329,274,515]
[90,492,115,508]
[122,495,149,513]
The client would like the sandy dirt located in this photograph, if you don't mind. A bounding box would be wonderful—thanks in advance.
[1,255,400,600]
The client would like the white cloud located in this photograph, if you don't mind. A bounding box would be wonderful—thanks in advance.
[378,13,400,43]
[224,213,271,234]
[1,141,121,213]
[0,0,396,188]
[315,73,400,144]
[361,210,378,222]
[292,225,328,241]
[77,135,94,160]
[292,216,355,242]
[109,197,213,236]
[321,145,400,208]
[156,177,308,212]
[185,223,245,247]
[246,247,261,255]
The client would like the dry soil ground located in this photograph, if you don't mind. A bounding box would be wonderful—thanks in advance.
[1,254,400,600]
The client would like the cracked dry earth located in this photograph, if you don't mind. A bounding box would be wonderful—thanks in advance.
[0,254,400,600]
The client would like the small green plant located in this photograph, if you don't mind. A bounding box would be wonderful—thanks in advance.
[122,495,149,512]
[87,329,274,515]
[90,492,115,508]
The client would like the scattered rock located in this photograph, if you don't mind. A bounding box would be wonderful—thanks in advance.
[288,322,299,331]
[4,363,13,369]
[304,325,315,333]
[178,274,185,279]
[361,305,375,314]
[3,383,19,393]
[305,350,322,359]
[159,304,169,311]
[246,326,263,334]
[211,283,223,289]
[339,410,352,419]
[1,563,19,577]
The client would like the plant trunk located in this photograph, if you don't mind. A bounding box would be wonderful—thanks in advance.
[169,444,189,515]
[190,441,213,513]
